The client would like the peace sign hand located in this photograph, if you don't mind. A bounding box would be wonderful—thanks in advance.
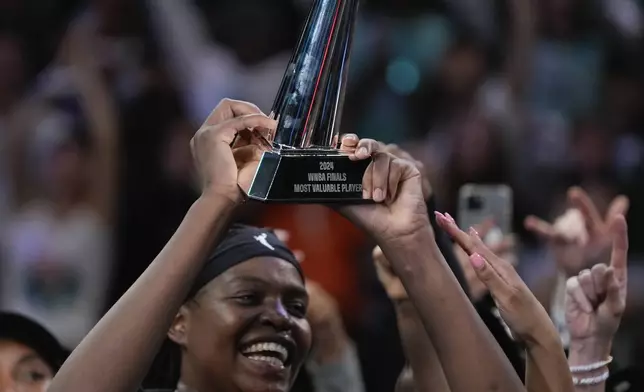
[525,187,629,277]
[565,214,628,348]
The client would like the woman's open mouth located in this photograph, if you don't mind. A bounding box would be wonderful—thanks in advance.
[240,341,291,369]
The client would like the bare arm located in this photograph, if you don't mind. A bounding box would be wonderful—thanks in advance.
[524,332,572,392]
[437,212,573,392]
[567,341,611,392]
[146,0,236,123]
[46,98,278,392]
[373,245,450,392]
[505,0,535,99]
[395,299,451,392]
[47,195,237,392]
[381,229,524,392]
[71,67,118,222]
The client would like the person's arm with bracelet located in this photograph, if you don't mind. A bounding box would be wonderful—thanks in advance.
[436,212,574,392]
[565,215,629,392]
[47,100,276,392]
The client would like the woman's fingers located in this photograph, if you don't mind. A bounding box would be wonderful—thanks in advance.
[606,195,630,221]
[604,268,626,314]
[205,98,265,126]
[434,212,476,254]
[590,263,608,300]
[568,186,604,235]
[566,276,593,313]
[577,269,598,305]
[339,133,359,152]
[469,253,511,298]
[609,214,629,284]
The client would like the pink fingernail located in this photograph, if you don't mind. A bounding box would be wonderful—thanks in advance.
[434,211,445,220]
[469,227,480,238]
[470,253,485,269]
[445,212,456,224]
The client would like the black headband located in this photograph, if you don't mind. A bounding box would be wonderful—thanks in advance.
[187,224,303,299]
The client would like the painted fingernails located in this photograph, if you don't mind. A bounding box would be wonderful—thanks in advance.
[373,188,384,202]
[471,253,485,269]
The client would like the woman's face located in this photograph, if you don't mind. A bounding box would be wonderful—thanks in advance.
[0,340,53,392]
[171,257,311,392]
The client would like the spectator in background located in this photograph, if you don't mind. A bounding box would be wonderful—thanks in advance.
[0,311,69,392]
[0,31,26,224]
[146,0,301,122]
[0,28,117,348]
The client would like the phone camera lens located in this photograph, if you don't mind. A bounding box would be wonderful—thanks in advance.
[467,196,483,210]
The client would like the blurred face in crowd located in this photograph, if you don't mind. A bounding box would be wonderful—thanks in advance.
[92,0,136,35]
[605,75,642,123]
[0,340,53,392]
[539,0,580,37]
[48,142,89,203]
[211,0,295,65]
[169,257,312,392]
[571,123,614,174]
[440,44,486,100]
[452,114,496,177]
[163,121,194,183]
[0,34,24,104]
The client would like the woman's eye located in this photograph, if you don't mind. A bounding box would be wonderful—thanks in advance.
[28,371,46,382]
[15,368,48,384]
[287,301,307,318]
[235,293,261,305]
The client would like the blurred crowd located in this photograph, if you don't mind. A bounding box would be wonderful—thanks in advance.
[1,0,644,391]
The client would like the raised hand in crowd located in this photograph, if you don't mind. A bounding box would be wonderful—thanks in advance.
[525,187,629,278]
[566,214,628,392]
[452,219,516,302]
[338,134,524,391]
[435,212,574,392]
[373,245,450,392]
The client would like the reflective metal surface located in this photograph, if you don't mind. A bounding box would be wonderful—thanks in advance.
[271,0,360,149]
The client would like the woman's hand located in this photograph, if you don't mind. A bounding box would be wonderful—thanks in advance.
[451,219,516,302]
[373,245,407,301]
[336,135,429,245]
[435,212,553,344]
[525,187,629,277]
[566,214,628,357]
[378,143,432,201]
[436,211,574,392]
[191,99,276,204]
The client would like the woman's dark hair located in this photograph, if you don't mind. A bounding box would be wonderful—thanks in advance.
[142,339,182,389]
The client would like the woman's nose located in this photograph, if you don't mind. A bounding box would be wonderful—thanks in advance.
[259,300,293,330]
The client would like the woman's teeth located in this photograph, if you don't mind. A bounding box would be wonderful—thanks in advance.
[241,342,289,366]
[246,355,284,368]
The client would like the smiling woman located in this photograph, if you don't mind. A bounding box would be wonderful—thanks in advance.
[141,224,311,392]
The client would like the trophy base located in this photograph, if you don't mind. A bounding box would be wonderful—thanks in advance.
[246,148,372,203]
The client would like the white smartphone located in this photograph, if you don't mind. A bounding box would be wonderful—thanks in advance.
[457,184,513,243]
